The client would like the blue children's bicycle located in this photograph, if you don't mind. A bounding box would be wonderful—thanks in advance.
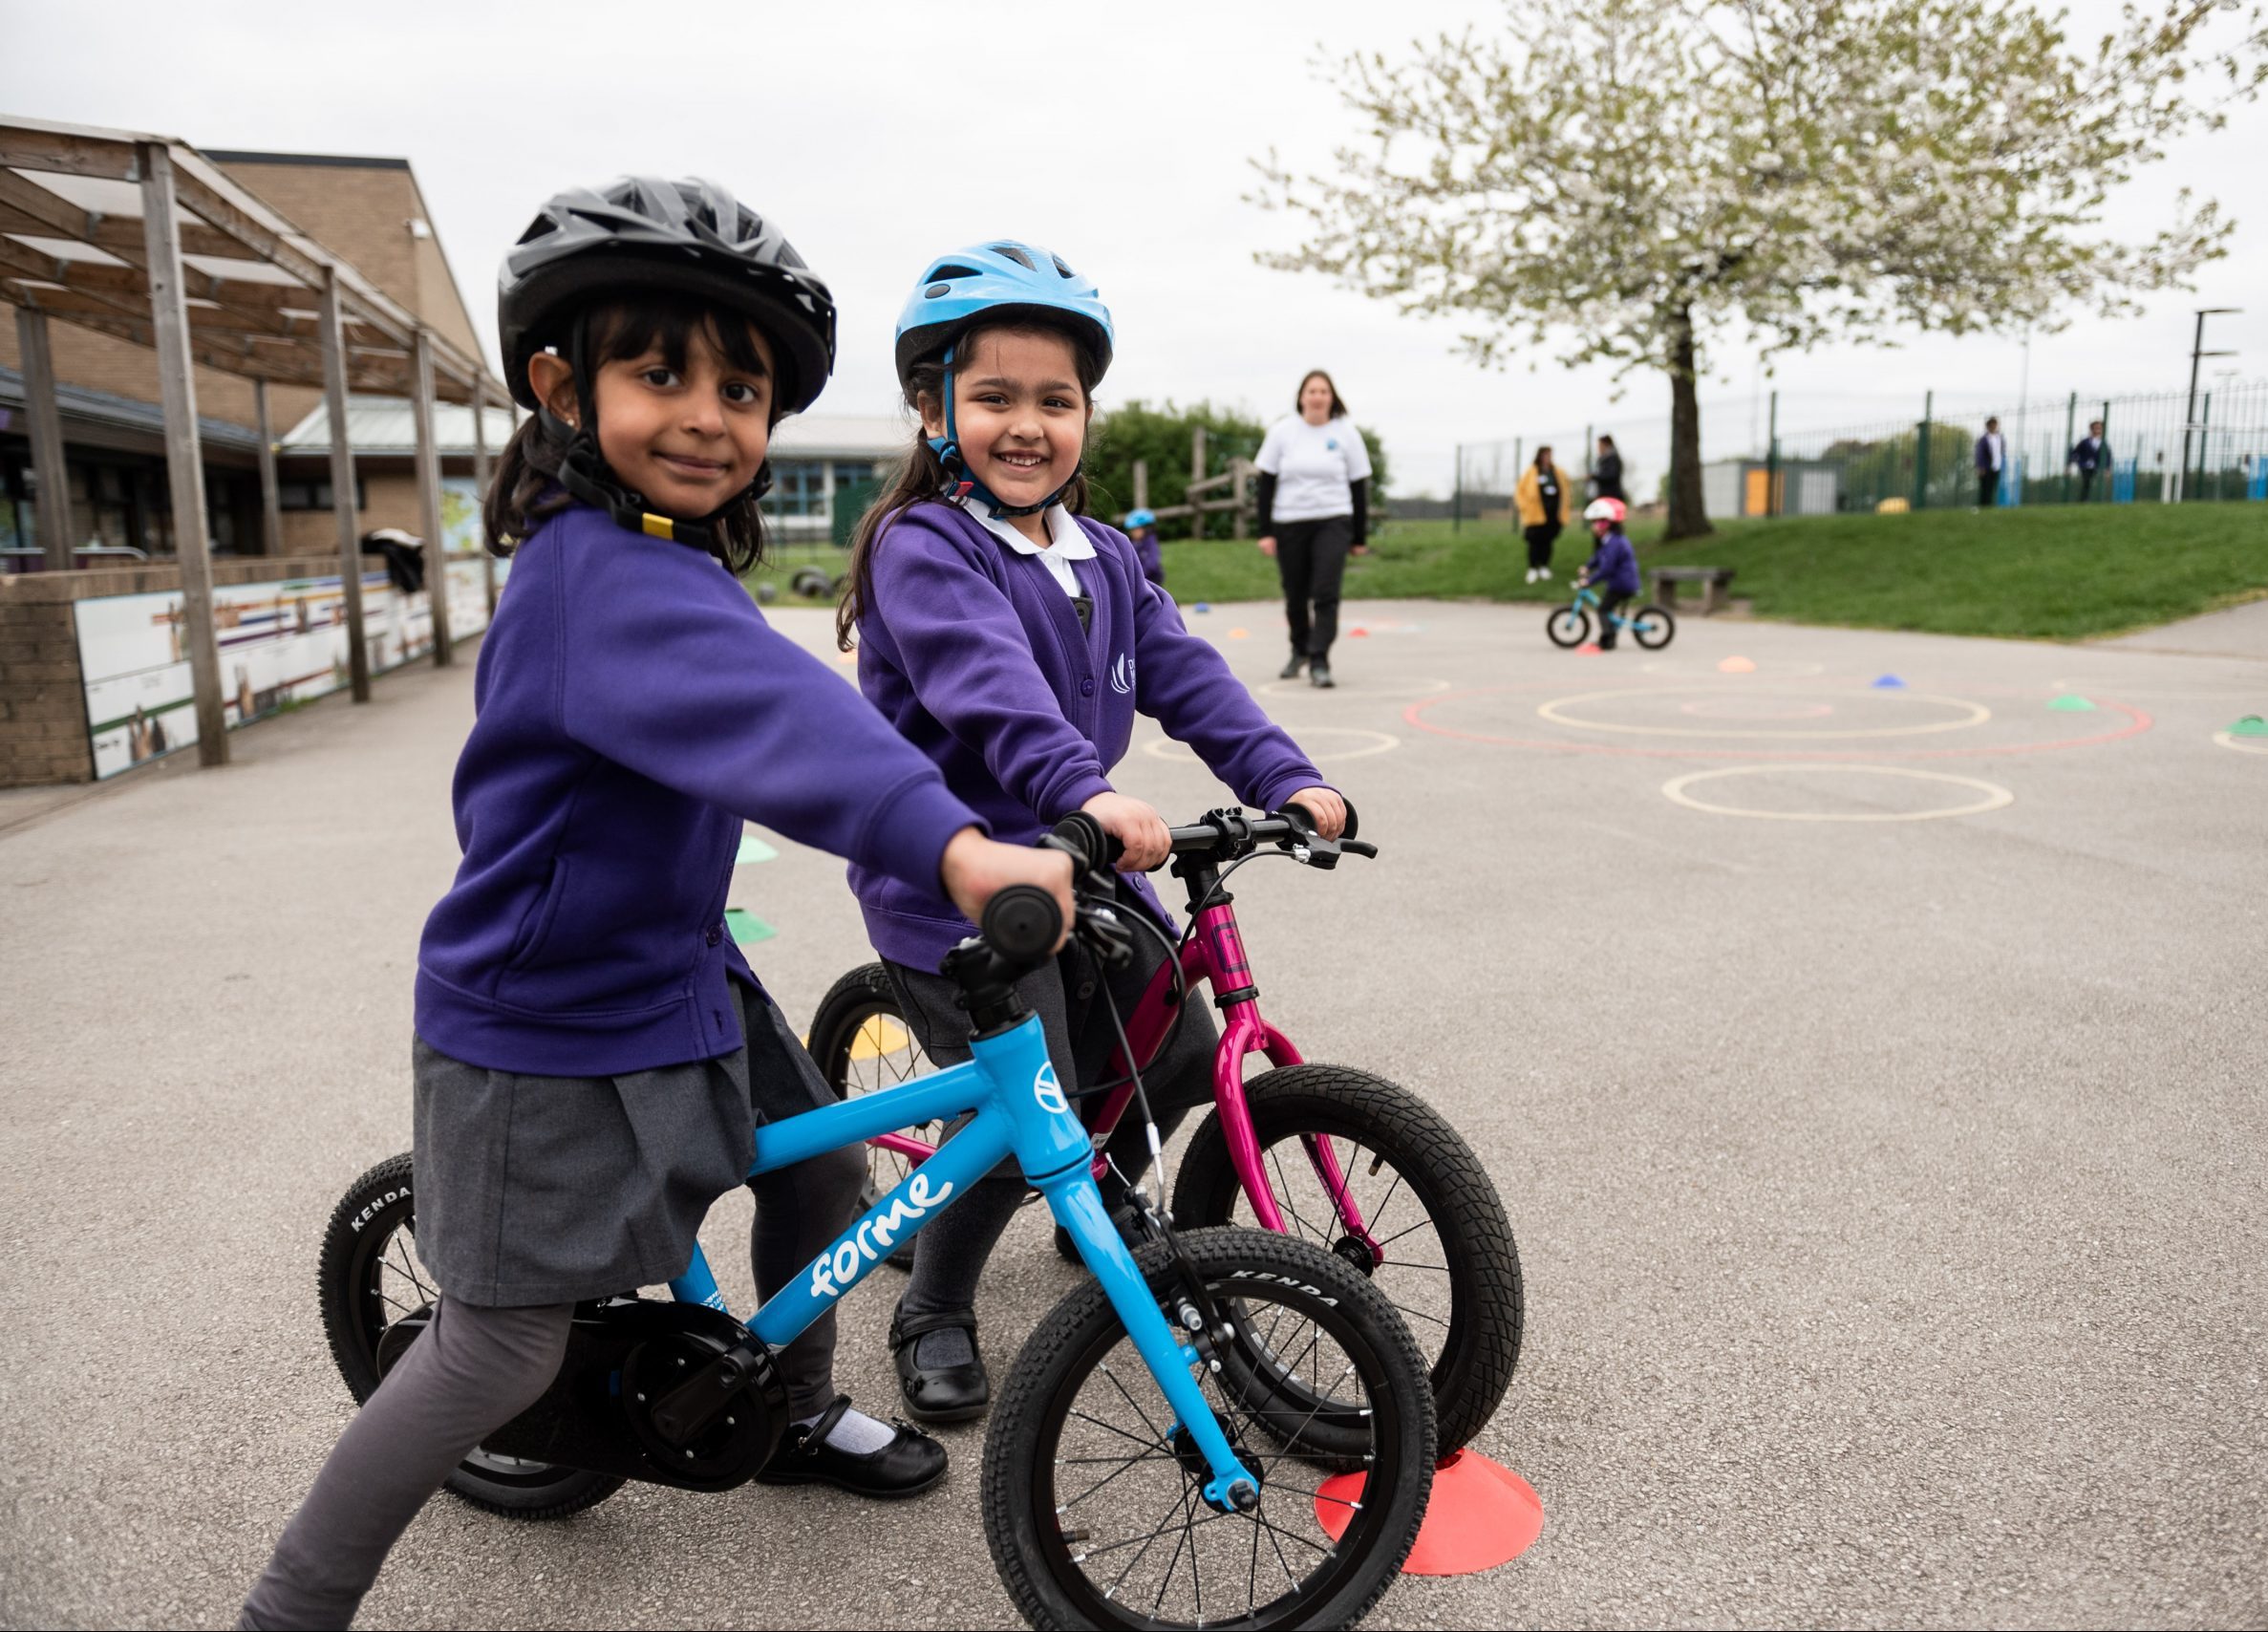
[1547,583,1676,649]
[316,874,1436,1628]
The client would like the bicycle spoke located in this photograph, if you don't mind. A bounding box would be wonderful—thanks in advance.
[1148,1484,1200,1617]
[1059,1445,1173,1511]
[1068,1407,1170,1458]
[1362,1165,1410,1237]
[1386,1299,1452,1330]
[1097,1361,1167,1445]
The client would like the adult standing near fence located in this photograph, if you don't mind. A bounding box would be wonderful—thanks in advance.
[1513,443,1568,583]
[1255,369,1371,689]
[2068,419,2110,503]
[1590,434,1625,503]
[1976,417,2008,507]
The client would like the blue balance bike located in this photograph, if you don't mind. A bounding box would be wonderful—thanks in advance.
[316,878,1436,1628]
[1548,582,1675,649]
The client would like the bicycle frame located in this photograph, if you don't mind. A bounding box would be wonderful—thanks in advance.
[1568,583,1637,630]
[670,1005,1260,1510]
[867,893,1384,1262]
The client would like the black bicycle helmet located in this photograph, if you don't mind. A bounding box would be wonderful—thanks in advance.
[498,176,835,414]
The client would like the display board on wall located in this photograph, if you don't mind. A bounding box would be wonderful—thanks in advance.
[75,558,503,780]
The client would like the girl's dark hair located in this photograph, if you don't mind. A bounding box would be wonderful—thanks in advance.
[1597,434,1617,450]
[835,313,1104,650]
[1296,369,1349,419]
[482,295,781,574]
[1534,444,1553,466]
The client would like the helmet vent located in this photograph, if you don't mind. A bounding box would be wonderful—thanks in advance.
[990,245,1037,270]
[1052,256,1076,278]
[930,264,980,281]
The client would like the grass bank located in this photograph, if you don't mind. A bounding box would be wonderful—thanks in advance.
[750,504,2267,642]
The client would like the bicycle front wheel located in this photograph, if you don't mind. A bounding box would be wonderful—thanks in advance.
[984,1229,1433,1630]
[1172,1064,1524,1454]
[1631,603,1677,649]
[1547,606,1592,647]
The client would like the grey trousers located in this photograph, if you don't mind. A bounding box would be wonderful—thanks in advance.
[242,981,863,1629]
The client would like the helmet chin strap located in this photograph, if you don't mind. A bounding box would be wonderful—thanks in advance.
[927,342,1074,521]
[546,314,773,550]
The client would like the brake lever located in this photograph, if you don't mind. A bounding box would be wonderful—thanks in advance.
[1074,901,1138,969]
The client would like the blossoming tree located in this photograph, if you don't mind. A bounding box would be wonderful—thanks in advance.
[1252,0,2266,537]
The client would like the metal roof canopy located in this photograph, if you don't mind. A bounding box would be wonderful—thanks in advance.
[0,117,508,766]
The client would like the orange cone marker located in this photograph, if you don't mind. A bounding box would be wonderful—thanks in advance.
[1228,627,1250,639]
[1719,655,1756,673]
[1577,642,1602,655]
[1316,1449,1544,1576]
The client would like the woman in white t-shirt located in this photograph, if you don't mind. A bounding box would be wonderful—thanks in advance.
[1254,370,1372,688]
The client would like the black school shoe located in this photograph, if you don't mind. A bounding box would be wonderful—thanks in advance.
[888,1306,989,1424]
[756,1396,947,1498]
[1310,660,1336,688]
[1279,653,1308,679]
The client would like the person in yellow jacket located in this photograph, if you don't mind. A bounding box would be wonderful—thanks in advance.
[1513,445,1570,584]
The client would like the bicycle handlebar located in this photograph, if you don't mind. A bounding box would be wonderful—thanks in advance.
[1046,803,1377,876]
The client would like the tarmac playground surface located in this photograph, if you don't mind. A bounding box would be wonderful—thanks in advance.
[1,593,2263,1629]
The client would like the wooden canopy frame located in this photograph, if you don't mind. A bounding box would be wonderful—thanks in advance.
[0,116,511,767]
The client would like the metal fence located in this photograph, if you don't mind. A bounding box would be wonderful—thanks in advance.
[1451,381,2268,524]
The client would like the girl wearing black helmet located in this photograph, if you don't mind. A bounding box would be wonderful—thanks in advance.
[832,243,1347,1425]
[238,181,1073,1629]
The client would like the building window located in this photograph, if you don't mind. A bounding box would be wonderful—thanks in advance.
[277,477,368,511]
[764,460,827,518]
[830,461,876,494]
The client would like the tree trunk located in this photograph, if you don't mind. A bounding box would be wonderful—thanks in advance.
[1663,307,1711,541]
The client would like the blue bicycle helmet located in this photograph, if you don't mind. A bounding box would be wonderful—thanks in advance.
[1124,508,1157,530]
[893,241,1114,517]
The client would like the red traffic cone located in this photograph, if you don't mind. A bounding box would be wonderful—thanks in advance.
[1316,1449,1544,1576]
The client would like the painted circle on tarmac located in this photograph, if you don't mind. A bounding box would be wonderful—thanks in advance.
[1145,725,1401,764]
[1537,685,1990,739]
[1679,698,1836,720]
[2211,729,2268,757]
[1642,657,1826,677]
[1403,684,2150,760]
[1258,676,1452,700]
[1661,763,2016,821]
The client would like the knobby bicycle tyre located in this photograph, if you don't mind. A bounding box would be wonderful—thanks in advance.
[1632,603,1677,649]
[1171,1064,1524,1454]
[1547,607,1592,648]
[983,1229,1434,1630]
[317,1153,624,1520]
[809,962,946,1269]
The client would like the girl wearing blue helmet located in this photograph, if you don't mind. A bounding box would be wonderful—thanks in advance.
[834,243,1348,1423]
[1122,507,1165,588]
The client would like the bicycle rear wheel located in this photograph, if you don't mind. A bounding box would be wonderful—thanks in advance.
[1631,603,1677,649]
[809,963,947,1268]
[984,1229,1433,1630]
[1171,1064,1523,1453]
[1547,607,1592,647]
[317,1154,622,1519]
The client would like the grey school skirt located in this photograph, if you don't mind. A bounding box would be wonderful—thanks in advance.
[410,978,831,1306]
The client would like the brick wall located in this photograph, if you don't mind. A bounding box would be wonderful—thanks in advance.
[0,554,383,788]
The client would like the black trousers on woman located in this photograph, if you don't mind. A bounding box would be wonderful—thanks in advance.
[1523,522,1560,571]
[1276,514,1354,661]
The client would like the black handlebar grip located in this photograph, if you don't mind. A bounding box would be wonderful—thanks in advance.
[982,884,1062,963]
[1047,811,1123,870]
[1340,798,1359,842]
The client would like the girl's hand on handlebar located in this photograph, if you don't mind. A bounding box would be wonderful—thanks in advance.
[940,828,1075,952]
[1256,535,1277,558]
[1080,791,1172,871]
[1284,787,1346,840]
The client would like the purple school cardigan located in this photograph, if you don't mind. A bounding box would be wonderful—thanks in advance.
[415,501,980,1075]
[847,501,1325,969]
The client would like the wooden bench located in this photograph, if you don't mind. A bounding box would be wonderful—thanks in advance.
[1650,566,1737,615]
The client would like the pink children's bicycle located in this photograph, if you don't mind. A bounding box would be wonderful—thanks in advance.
[809,806,1524,1452]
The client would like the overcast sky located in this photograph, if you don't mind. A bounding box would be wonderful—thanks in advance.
[15,0,2265,497]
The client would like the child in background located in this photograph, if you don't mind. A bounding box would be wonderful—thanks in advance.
[1575,496,1640,649]
[237,181,1071,1631]
[835,241,1345,1424]
[1122,507,1165,587]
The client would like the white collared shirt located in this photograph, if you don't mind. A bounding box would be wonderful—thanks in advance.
[956,495,1093,599]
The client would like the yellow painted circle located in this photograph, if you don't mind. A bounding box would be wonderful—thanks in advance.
[1145,725,1401,763]
[2211,730,2268,757]
[1538,685,1990,739]
[1661,763,2015,822]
